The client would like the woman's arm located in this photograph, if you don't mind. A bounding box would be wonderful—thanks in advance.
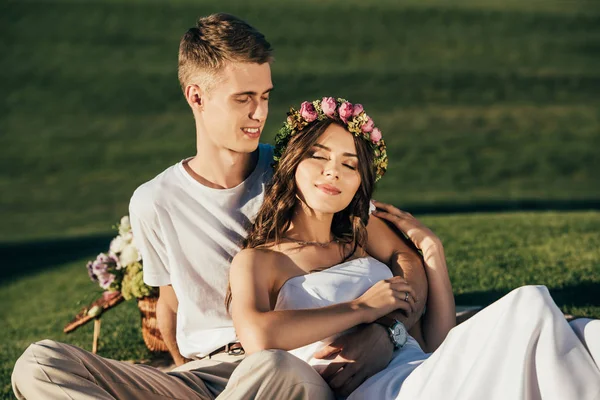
[372,201,455,353]
[229,249,416,354]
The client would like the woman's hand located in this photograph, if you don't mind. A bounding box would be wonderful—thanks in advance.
[371,200,442,256]
[353,276,417,323]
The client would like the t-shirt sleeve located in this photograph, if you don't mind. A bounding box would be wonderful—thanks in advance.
[368,199,376,216]
[129,204,171,287]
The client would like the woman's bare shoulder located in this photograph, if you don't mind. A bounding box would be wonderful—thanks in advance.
[230,247,289,274]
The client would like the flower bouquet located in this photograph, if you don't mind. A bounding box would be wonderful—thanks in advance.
[83,216,167,352]
[87,216,156,300]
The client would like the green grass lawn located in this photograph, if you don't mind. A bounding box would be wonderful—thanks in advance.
[1,211,599,399]
[2,0,600,241]
[2,0,600,397]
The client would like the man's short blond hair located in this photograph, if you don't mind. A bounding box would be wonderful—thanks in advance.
[178,13,273,93]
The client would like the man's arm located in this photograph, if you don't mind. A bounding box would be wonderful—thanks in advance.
[314,204,429,396]
[372,201,455,352]
[365,214,428,331]
[157,285,190,367]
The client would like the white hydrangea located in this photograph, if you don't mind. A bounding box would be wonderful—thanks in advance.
[118,216,131,236]
[109,235,128,255]
[119,243,141,267]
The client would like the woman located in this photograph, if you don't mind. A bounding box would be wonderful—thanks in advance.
[227,97,600,399]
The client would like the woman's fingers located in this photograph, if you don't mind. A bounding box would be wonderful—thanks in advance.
[385,276,408,284]
[372,200,407,217]
[389,282,417,301]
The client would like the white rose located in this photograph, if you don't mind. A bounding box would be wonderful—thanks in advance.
[109,235,127,255]
[119,216,131,236]
[121,231,133,244]
[119,243,141,267]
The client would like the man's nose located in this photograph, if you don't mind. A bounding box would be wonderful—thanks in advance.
[250,99,268,122]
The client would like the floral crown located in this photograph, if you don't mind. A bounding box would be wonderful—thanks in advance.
[273,97,388,182]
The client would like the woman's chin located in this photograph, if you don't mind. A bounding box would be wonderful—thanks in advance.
[305,201,346,216]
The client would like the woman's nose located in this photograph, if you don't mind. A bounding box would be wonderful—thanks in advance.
[323,161,339,180]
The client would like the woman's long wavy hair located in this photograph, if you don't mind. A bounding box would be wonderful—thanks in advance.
[225,119,376,310]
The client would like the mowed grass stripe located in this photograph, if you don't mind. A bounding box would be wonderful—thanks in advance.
[1,211,599,398]
[2,102,599,240]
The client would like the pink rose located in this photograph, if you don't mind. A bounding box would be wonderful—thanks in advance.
[352,104,364,116]
[300,101,318,122]
[362,116,374,133]
[370,127,382,143]
[338,102,353,123]
[321,97,337,117]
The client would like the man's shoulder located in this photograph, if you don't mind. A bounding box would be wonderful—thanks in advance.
[255,143,275,181]
[129,163,181,219]
[259,142,274,154]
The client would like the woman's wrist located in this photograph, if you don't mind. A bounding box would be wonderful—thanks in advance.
[349,299,371,324]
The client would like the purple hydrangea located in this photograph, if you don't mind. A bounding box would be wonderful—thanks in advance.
[87,253,118,289]
[99,273,116,290]
[86,260,97,282]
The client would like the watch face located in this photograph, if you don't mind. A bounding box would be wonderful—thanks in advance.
[391,322,408,347]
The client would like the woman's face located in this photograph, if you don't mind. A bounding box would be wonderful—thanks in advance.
[295,123,362,215]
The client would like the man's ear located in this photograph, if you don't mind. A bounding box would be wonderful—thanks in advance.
[184,84,203,111]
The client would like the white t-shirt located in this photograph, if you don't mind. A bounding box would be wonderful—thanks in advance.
[129,144,274,358]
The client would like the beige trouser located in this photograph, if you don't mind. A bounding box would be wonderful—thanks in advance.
[12,339,334,399]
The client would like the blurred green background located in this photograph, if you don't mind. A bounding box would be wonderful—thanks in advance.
[1,0,599,397]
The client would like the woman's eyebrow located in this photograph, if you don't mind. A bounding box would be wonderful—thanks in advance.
[313,143,357,158]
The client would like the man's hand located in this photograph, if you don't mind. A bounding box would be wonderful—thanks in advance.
[372,200,442,256]
[313,324,393,397]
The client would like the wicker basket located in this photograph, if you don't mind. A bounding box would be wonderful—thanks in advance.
[137,296,169,353]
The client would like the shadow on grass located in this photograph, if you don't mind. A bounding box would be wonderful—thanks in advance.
[1,198,599,284]
[455,281,600,310]
[402,199,600,215]
[0,234,113,284]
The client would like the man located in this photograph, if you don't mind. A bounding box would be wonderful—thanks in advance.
[12,13,428,399]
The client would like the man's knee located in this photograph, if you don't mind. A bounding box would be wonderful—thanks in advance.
[242,350,333,398]
[14,340,59,374]
[248,350,312,378]
[12,340,62,397]
[13,340,82,385]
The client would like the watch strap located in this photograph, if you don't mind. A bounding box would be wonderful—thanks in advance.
[375,315,397,329]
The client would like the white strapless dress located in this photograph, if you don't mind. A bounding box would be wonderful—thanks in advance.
[275,256,600,400]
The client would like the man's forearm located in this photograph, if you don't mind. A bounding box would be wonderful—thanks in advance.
[387,249,428,330]
[156,300,187,366]
[420,242,455,352]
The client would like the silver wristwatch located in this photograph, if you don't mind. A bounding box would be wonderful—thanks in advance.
[377,316,408,349]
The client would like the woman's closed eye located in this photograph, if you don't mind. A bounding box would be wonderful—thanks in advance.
[311,154,356,170]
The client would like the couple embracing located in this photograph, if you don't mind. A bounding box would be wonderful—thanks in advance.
[12,13,600,400]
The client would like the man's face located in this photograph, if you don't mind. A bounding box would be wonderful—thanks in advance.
[198,62,272,154]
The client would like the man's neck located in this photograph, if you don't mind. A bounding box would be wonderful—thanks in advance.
[185,143,259,190]
[286,201,334,243]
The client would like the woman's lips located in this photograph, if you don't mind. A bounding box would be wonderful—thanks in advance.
[316,184,341,195]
